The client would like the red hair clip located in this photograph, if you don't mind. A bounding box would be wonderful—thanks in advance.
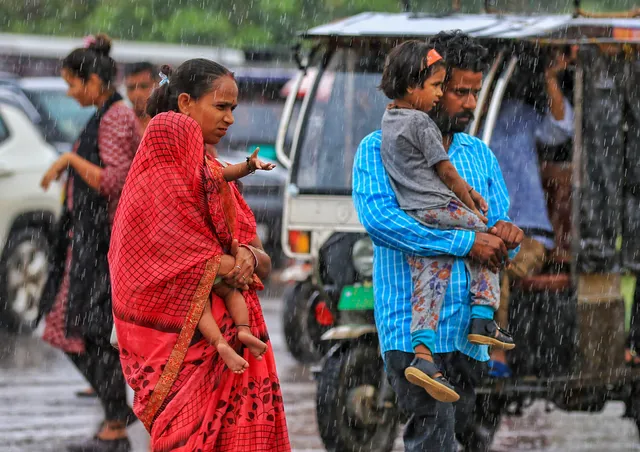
[426,49,443,67]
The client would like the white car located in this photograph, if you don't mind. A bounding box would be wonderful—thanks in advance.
[0,101,61,332]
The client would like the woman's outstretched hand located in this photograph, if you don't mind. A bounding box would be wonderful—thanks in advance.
[223,239,257,289]
[248,148,276,172]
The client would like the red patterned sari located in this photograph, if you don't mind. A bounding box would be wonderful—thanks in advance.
[109,111,290,451]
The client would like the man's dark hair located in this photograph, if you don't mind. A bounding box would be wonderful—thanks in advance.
[125,61,158,79]
[379,40,446,100]
[429,30,489,76]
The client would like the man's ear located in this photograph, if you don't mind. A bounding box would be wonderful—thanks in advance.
[406,86,414,95]
[177,93,192,116]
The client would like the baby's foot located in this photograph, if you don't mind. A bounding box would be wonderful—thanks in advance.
[216,341,249,374]
[237,326,268,360]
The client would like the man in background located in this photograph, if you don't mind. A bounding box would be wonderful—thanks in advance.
[124,62,158,133]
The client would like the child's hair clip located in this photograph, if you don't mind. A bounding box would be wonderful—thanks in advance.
[426,49,443,67]
[159,72,170,87]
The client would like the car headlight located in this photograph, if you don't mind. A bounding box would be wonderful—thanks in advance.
[352,237,374,278]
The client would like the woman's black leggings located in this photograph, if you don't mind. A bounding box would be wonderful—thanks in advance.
[67,336,136,424]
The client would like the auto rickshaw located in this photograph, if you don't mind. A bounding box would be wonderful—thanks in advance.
[275,4,640,451]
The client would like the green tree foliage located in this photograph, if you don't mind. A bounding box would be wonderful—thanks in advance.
[0,0,635,47]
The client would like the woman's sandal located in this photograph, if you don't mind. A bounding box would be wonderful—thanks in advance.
[76,387,97,398]
[404,352,460,403]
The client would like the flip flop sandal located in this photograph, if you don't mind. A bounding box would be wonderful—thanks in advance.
[404,355,460,403]
[488,359,513,378]
[625,348,640,368]
[76,388,97,398]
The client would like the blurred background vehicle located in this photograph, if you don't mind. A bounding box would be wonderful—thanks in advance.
[0,76,94,153]
[0,100,61,333]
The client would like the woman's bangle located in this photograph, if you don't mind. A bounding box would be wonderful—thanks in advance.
[245,156,256,174]
[239,244,259,269]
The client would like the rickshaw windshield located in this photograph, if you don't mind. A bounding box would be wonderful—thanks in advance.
[291,48,388,195]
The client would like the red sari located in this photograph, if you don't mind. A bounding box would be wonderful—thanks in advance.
[109,111,290,451]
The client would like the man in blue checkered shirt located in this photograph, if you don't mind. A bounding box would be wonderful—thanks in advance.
[353,31,524,451]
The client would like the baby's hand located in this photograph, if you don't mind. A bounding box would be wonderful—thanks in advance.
[473,209,489,225]
[470,189,488,214]
[249,148,276,172]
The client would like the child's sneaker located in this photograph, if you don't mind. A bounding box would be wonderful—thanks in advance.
[467,319,515,350]
[404,356,460,403]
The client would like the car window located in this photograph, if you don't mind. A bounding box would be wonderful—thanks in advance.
[23,89,94,144]
[0,114,9,143]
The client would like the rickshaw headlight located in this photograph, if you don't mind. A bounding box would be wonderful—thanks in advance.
[352,237,374,278]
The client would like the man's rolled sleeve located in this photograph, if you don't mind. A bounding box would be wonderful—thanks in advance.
[536,98,574,147]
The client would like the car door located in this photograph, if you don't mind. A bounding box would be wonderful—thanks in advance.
[0,103,61,250]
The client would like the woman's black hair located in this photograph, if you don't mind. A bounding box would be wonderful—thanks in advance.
[62,34,117,86]
[146,59,234,118]
[379,40,446,100]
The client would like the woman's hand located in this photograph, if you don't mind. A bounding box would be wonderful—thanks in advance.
[248,148,276,172]
[222,239,257,288]
[41,154,70,190]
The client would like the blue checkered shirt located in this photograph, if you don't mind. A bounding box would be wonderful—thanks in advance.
[352,130,515,362]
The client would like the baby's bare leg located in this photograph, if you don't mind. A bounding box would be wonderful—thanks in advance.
[198,298,248,374]
[215,283,268,360]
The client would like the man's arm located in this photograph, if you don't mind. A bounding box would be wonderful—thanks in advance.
[536,60,574,146]
[352,133,475,258]
[536,97,574,146]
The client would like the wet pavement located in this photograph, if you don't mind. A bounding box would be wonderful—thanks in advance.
[1,283,640,451]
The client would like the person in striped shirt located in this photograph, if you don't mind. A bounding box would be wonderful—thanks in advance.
[353,31,523,451]
[379,39,517,405]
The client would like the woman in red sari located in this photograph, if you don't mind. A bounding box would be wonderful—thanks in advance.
[109,60,290,451]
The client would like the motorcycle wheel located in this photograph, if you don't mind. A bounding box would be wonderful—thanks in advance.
[282,281,334,364]
[316,345,399,452]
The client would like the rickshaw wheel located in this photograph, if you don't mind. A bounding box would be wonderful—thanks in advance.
[316,344,399,452]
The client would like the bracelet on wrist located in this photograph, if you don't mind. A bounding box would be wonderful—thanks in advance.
[245,156,256,174]
[239,244,259,269]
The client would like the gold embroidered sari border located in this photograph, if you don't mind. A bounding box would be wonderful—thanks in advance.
[139,256,221,431]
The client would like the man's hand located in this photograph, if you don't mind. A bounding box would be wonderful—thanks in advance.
[545,50,570,79]
[468,232,508,273]
[491,221,524,250]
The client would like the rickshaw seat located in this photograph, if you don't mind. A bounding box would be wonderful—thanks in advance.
[516,273,571,292]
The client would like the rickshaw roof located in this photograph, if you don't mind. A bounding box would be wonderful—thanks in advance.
[303,12,640,42]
